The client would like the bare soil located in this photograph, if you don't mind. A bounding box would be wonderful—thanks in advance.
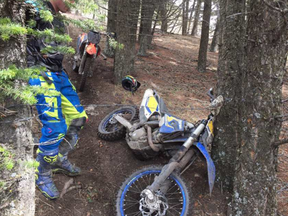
[35,24,288,216]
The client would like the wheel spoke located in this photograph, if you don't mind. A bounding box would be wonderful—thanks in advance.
[123,202,139,211]
[128,210,142,216]
[119,169,187,216]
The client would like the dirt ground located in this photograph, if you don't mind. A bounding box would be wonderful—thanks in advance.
[35,24,288,216]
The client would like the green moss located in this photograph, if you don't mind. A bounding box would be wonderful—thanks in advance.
[23,160,39,169]
[0,145,15,171]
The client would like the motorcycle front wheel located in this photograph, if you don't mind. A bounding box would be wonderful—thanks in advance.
[116,166,191,216]
[97,106,138,141]
[78,53,93,92]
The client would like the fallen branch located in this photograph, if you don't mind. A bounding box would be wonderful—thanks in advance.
[274,139,288,148]
[37,198,54,209]
[0,202,9,210]
[60,178,74,198]
[65,185,82,194]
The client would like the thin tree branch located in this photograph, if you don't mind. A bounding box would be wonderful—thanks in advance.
[226,12,252,18]
[274,139,288,148]
[262,0,288,14]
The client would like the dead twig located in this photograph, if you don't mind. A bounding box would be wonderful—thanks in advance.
[282,98,288,103]
[65,185,82,194]
[274,139,288,148]
[0,202,9,210]
[0,105,18,117]
[37,197,54,209]
[60,178,74,198]
[263,0,288,14]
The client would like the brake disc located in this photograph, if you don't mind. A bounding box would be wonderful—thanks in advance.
[139,192,169,216]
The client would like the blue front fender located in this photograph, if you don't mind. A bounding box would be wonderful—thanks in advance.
[194,142,215,195]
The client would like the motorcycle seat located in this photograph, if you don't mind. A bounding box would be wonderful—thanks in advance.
[159,114,185,134]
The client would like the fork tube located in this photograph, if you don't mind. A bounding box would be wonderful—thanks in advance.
[148,122,206,192]
[184,123,205,148]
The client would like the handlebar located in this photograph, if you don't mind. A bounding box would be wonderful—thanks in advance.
[207,88,215,101]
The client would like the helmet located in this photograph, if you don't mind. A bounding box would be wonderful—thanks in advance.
[122,75,141,93]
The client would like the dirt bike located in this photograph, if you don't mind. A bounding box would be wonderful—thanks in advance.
[73,30,114,92]
[98,88,224,216]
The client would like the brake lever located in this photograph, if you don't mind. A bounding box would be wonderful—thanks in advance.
[207,88,215,101]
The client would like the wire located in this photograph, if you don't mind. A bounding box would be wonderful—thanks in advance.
[0,102,211,124]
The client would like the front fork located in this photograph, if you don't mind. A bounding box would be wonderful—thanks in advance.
[142,121,206,199]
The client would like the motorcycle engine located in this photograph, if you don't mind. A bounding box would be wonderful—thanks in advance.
[130,127,147,141]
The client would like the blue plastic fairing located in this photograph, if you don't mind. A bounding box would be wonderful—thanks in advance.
[159,114,185,134]
[194,142,215,195]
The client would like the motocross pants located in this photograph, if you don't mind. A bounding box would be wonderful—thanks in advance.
[29,70,88,152]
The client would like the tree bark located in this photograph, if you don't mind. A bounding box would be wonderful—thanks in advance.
[151,7,159,37]
[209,3,219,52]
[181,0,189,35]
[0,1,35,216]
[187,0,197,34]
[212,0,246,191]
[230,1,287,214]
[213,0,288,214]
[197,0,212,72]
[114,0,140,84]
[191,0,201,36]
[160,0,168,33]
[138,0,155,56]
[104,0,118,57]
[170,10,181,33]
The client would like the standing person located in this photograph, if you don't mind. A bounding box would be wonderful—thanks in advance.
[27,0,88,199]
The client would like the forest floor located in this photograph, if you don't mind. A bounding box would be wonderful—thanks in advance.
[34,23,288,216]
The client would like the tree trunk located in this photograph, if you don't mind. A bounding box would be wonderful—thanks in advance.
[170,10,181,33]
[160,0,168,33]
[191,0,201,36]
[213,0,288,214]
[138,0,155,56]
[230,1,287,214]
[212,0,246,191]
[209,3,219,52]
[149,6,160,47]
[114,0,140,84]
[197,0,211,72]
[104,0,118,57]
[0,1,35,216]
[181,0,189,35]
[187,0,197,34]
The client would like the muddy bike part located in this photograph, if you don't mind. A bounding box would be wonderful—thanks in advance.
[116,166,191,216]
[97,106,138,141]
[147,120,206,194]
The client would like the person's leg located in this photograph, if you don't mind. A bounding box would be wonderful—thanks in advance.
[52,71,88,176]
[29,72,66,199]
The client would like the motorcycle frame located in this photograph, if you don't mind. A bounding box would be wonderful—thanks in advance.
[115,116,216,194]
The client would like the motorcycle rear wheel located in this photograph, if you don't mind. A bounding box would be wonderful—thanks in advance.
[97,106,138,141]
[78,53,93,92]
[116,166,191,216]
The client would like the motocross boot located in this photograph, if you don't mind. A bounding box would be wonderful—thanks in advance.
[52,153,81,176]
[35,149,60,200]
[52,117,86,176]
